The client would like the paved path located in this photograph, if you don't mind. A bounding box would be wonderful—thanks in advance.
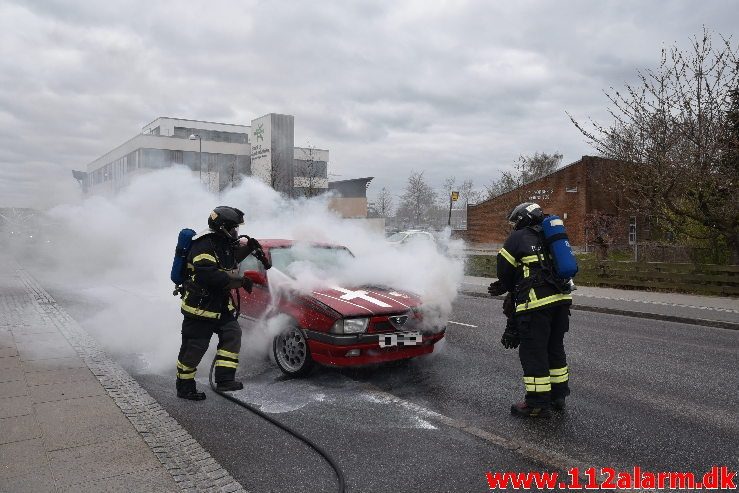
[0,260,245,492]
[462,276,739,329]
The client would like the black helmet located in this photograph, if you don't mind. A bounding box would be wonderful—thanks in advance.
[208,206,245,236]
[507,202,544,230]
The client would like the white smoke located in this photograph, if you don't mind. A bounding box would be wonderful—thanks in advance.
[21,167,465,374]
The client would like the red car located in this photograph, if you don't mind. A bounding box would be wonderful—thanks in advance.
[237,240,446,376]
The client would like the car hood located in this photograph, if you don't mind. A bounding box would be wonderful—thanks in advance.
[310,286,421,317]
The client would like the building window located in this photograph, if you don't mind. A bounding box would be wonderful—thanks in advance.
[171,150,183,164]
[566,186,578,193]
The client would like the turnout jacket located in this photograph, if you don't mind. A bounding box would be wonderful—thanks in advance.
[497,226,572,314]
[180,230,253,321]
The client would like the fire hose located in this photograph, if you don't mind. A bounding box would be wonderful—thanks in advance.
[208,358,347,493]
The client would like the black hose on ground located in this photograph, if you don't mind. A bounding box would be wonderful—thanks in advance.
[209,358,347,493]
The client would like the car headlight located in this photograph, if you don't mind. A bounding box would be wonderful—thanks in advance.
[330,318,369,334]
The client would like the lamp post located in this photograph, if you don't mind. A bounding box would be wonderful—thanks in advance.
[189,134,202,182]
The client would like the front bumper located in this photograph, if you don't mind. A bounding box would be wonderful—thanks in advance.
[303,328,446,367]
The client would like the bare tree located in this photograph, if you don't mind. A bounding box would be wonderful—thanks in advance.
[227,159,240,189]
[584,211,621,259]
[485,152,563,200]
[435,176,481,229]
[439,176,481,207]
[397,171,437,229]
[373,187,394,217]
[460,179,481,206]
[569,29,739,263]
[268,162,288,196]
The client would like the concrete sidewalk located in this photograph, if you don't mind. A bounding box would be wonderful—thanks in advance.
[0,261,245,492]
[462,275,739,329]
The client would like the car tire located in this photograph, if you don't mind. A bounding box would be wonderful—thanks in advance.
[273,326,314,377]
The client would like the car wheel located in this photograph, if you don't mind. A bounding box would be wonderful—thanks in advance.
[273,326,314,377]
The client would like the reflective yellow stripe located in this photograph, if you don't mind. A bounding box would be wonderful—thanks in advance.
[177,361,195,371]
[215,360,238,369]
[523,265,530,278]
[515,293,572,312]
[181,301,221,319]
[524,376,551,384]
[524,384,552,392]
[550,366,569,384]
[216,349,239,359]
[499,248,518,267]
[520,255,540,264]
[177,372,196,379]
[193,253,217,264]
[524,375,551,392]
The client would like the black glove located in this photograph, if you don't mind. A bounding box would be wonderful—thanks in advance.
[502,293,515,318]
[500,324,520,349]
[246,237,261,252]
[225,272,244,289]
[488,280,507,297]
[241,276,253,293]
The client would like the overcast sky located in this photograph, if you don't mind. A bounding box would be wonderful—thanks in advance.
[0,0,736,208]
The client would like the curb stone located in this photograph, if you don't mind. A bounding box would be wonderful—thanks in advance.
[462,290,739,331]
[16,267,247,493]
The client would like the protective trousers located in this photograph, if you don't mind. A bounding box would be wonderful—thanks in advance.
[176,317,242,393]
[515,304,570,408]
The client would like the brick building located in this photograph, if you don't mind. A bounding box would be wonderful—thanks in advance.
[461,156,633,248]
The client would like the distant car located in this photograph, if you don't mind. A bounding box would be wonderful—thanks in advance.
[386,230,437,246]
[237,240,445,376]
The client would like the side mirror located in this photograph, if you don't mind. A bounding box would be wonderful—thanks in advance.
[244,271,267,286]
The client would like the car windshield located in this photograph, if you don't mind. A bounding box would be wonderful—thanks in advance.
[269,244,354,278]
[387,232,406,242]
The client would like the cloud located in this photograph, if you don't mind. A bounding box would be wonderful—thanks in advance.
[0,0,736,207]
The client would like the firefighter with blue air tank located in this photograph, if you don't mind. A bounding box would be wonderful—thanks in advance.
[174,206,267,400]
[490,202,576,418]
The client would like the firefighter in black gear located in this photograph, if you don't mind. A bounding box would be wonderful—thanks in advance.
[495,202,572,418]
[176,206,264,400]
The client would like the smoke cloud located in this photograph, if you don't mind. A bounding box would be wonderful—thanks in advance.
[16,167,465,374]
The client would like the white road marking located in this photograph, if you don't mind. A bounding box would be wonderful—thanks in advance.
[361,385,601,483]
[447,320,477,327]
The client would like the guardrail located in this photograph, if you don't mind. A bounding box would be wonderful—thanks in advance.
[465,254,739,297]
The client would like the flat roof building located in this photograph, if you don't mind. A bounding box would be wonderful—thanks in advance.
[79,114,329,197]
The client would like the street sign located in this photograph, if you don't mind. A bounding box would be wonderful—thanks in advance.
[451,191,459,201]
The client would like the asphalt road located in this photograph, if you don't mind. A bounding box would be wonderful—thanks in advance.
[50,290,739,493]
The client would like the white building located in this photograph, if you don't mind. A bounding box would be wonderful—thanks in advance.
[79,114,329,197]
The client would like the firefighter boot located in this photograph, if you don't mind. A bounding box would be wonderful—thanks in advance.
[510,401,551,418]
[176,378,206,401]
[215,380,244,392]
[551,397,566,411]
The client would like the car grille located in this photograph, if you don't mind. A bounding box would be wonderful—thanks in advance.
[372,321,394,333]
